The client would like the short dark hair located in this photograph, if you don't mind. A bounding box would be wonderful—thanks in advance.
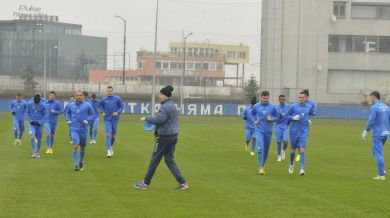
[261,91,270,97]
[49,91,56,95]
[279,94,285,99]
[92,94,96,99]
[16,93,22,97]
[370,91,380,100]
[75,90,82,95]
[70,95,75,98]
[299,91,307,96]
[303,89,309,97]
[107,86,113,90]
[82,91,89,97]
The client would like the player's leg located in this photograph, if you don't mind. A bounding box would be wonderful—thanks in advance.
[262,133,272,167]
[93,117,99,143]
[289,133,298,174]
[245,129,251,152]
[275,127,282,160]
[89,122,93,144]
[104,120,112,157]
[79,131,88,171]
[13,119,19,145]
[109,121,118,156]
[35,125,43,158]
[29,124,37,157]
[164,136,187,189]
[372,136,386,179]
[282,128,289,159]
[255,132,265,174]
[68,125,72,143]
[142,137,169,186]
[45,123,51,153]
[50,123,57,153]
[298,134,307,176]
[71,131,80,171]
[19,119,25,144]
[251,130,256,155]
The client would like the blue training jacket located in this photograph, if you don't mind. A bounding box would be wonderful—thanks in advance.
[10,99,27,121]
[63,102,73,117]
[66,100,95,132]
[365,100,390,137]
[295,99,317,116]
[286,102,312,135]
[275,103,290,130]
[88,99,101,118]
[44,99,62,124]
[242,105,255,130]
[99,95,123,122]
[26,101,49,124]
[146,98,179,137]
[251,101,279,133]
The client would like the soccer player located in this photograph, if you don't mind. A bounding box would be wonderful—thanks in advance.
[242,97,257,155]
[26,94,48,158]
[99,86,123,157]
[251,91,279,175]
[286,92,312,176]
[10,93,27,145]
[135,85,188,189]
[66,90,95,171]
[82,91,93,143]
[88,94,101,144]
[362,91,389,180]
[64,95,75,143]
[44,91,62,154]
[275,95,290,161]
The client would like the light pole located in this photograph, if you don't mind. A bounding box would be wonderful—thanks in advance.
[180,32,194,114]
[204,38,210,102]
[114,15,126,84]
[49,46,57,83]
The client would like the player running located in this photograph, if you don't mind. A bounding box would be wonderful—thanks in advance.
[10,93,27,145]
[275,95,290,161]
[242,97,257,155]
[44,91,62,154]
[88,94,101,144]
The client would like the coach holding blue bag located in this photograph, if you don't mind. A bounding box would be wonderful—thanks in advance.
[135,85,188,190]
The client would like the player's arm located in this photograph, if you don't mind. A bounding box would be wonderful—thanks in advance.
[87,104,95,122]
[40,104,49,124]
[311,102,317,116]
[9,101,14,112]
[26,103,32,122]
[365,107,376,132]
[65,105,72,123]
[270,106,280,122]
[146,107,168,125]
[286,104,298,120]
[55,102,63,115]
[116,97,124,114]
[242,107,247,120]
[99,100,105,114]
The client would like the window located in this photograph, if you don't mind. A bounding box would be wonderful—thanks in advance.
[170,61,177,69]
[162,62,169,69]
[188,48,197,57]
[216,62,220,71]
[171,47,181,54]
[195,62,202,70]
[328,35,390,53]
[379,36,390,53]
[186,62,195,69]
[352,4,390,19]
[209,62,216,71]
[227,51,236,58]
[105,76,109,81]
[328,35,352,52]
[203,62,209,70]
[155,61,161,69]
[238,52,246,59]
[140,76,152,81]
[178,62,183,69]
[333,2,346,19]
[139,61,146,69]
[126,77,137,81]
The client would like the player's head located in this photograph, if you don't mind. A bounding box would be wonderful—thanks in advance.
[49,91,56,101]
[82,91,89,101]
[34,94,40,105]
[16,93,22,101]
[70,94,75,102]
[35,91,41,97]
[261,91,270,104]
[107,86,114,96]
[278,94,286,105]
[92,94,96,101]
[159,85,174,102]
[370,91,380,103]
[299,92,306,104]
[75,90,83,103]
[250,97,257,107]
[303,89,309,99]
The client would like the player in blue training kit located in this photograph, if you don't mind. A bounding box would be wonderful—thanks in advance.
[251,91,279,175]
[10,93,27,145]
[44,91,62,154]
[242,97,257,155]
[100,86,124,157]
[286,92,312,176]
[26,94,48,158]
[82,91,93,143]
[362,91,389,180]
[66,91,95,171]
[88,94,101,144]
[275,95,290,162]
[64,95,75,144]
[29,91,45,103]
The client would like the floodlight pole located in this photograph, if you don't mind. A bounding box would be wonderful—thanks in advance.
[43,23,47,98]
[151,0,159,116]
[180,32,193,114]
[114,15,126,84]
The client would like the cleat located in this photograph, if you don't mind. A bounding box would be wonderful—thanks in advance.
[46,149,50,154]
[14,140,18,145]
[18,140,22,146]
[35,139,38,144]
[259,167,265,175]
[295,154,300,162]
[250,152,255,156]
[31,153,36,158]
[373,176,385,180]
[245,145,249,152]
[174,183,189,189]
[75,165,79,171]
[134,181,149,189]
[50,148,53,154]
[281,150,285,159]
[70,141,73,144]
[89,140,93,144]
[107,150,111,158]
[35,153,40,158]
[110,147,114,156]
[289,164,294,174]
[92,140,96,144]
[79,162,83,171]
[299,169,305,176]
[277,155,282,162]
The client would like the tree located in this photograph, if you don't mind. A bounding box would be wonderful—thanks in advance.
[21,62,39,92]
[244,75,259,101]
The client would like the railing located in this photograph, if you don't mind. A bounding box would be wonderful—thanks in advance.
[136,51,226,59]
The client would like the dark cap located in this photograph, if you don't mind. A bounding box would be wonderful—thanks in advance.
[34,94,40,104]
[160,85,174,97]
[251,97,257,105]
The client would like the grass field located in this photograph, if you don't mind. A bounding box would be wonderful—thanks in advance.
[0,112,389,218]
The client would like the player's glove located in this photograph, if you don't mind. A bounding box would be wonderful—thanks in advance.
[308,120,312,126]
[30,121,34,125]
[279,114,283,119]
[243,117,247,120]
[293,115,300,120]
[36,122,41,126]
[287,120,290,125]
[362,130,367,142]
[12,111,15,115]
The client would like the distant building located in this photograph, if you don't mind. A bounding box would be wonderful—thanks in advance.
[0,19,107,82]
[90,42,249,86]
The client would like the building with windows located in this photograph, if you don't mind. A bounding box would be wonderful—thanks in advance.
[261,0,390,104]
[89,42,250,86]
[0,19,107,82]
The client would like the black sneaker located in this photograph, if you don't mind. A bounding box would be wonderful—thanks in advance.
[75,165,79,171]
[79,162,83,171]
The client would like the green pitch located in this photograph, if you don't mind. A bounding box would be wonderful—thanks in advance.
[0,113,389,217]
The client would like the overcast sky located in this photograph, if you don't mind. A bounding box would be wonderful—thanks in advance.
[1,0,262,84]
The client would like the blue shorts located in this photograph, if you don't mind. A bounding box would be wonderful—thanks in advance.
[104,120,118,135]
[255,131,272,153]
[45,123,57,135]
[275,127,289,142]
[29,124,43,139]
[89,117,99,129]
[245,129,255,141]
[13,119,25,132]
[71,131,88,147]
[290,132,308,149]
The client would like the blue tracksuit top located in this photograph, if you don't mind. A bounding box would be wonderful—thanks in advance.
[63,102,73,116]
[275,103,290,129]
[10,99,27,121]
[365,100,390,137]
[26,101,48,124]
[44,99,62,124]
[88,99,101,118]
[251,101,279,133]
[242,105,255,130]
[29,97,45,102]
[295,99,317,116]
[99,95,124,122]
[146,98,179,137]
[287,102,312,135]
[66,100,95,133]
